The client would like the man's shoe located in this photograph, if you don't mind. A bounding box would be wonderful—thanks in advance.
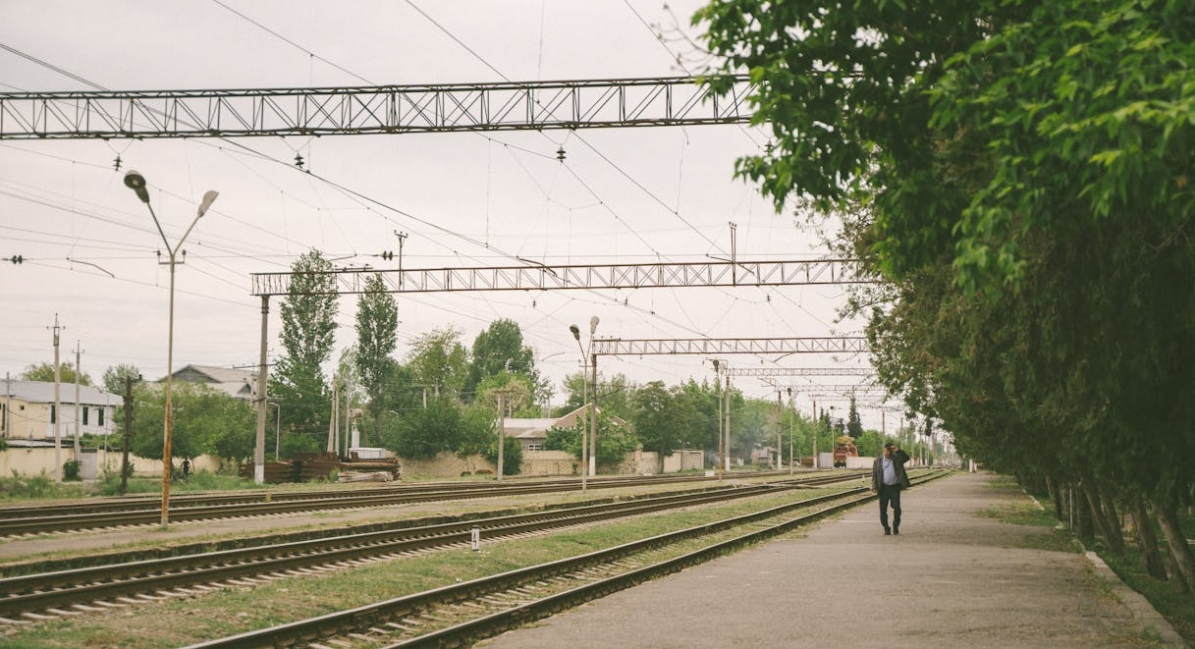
[893,527,900,535]
[884,528,891,535]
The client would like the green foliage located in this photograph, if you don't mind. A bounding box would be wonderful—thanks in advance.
[355,273,399,439]
[466,319,536,402]
[476,372,534,417]
[855,430,885,458]
[405,327,470,400]
[62,459,80,481]
[124,381,256,463]
[21,361,92,386]
[273,249,337,441]
[381,396,464,459]
[0,471,88,500]
[456,404,497,456]
[481,434,522,476]
[544,411,638,468]
[101,363,141,394]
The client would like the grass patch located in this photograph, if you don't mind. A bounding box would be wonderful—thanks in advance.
[0,488,851,648]
[1100,548,1195,646]
[974,500,1080,554]
[0,473,91,502]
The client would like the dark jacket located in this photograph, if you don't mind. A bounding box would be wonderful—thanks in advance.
[871,449,911,490]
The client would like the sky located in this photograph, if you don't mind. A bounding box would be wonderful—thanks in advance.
[0,1,896,429]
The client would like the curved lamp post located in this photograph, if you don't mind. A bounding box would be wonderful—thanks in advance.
[124,170,218,529]
[569,324,589,492]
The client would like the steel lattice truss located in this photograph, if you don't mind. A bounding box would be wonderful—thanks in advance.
[250,258,863,297]
[592,337,867,356]
[726,367,874,378]
[0,76,753,140]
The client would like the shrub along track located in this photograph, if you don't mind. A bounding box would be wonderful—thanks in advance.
[0,472,804,538]
[0,471,872,624]
[175,471,948,649]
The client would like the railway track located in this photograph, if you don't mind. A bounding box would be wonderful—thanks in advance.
[0,472,870,624]
[173,471,947,649]
[0,471,807,538]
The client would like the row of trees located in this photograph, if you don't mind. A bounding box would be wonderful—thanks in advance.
[697,0,1195,594]
[24,355,909,477]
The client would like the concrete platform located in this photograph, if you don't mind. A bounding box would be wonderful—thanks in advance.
[477,472,1186,649]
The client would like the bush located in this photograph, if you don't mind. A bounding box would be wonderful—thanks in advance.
[0,471,88,501]
[62,460,81,481]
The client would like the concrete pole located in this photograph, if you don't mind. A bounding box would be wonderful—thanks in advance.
[52,314,62,484]
[811,397,818,469]
[497,391,505,481]
[73,341,82,455]
[723,375,731,472]
[589,351,598,478]
[254,295,269,484]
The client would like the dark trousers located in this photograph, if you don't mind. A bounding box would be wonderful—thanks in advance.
[879,483,902,530]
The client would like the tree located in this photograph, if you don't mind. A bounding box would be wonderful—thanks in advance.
[846,397,863,439]
[466,319,535,401]
[124,382,255,465]
[406,327,470,400]
[101,364,141,394]
[697,0,1195,592]
[21,362,91,386]
[355,273,399,441]
[271,250,338,441]
[381,396,462,459]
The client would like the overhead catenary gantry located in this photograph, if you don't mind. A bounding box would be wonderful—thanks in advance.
[723,367,874,378]
[250,258,864,296]
[592,336,866,356]
[0,76,753,139]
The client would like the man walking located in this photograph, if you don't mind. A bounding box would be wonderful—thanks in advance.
[871,443,911,535]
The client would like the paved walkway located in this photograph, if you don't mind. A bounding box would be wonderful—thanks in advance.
[477,472,1187,649]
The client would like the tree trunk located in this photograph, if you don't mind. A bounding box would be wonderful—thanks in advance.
[1099,488,1127,552]
[1046,474,1063,520]
[1152,498,1195,595]
[1075,486,1095,543]
[1081,480,1124,553]
[1129,495,1167,581]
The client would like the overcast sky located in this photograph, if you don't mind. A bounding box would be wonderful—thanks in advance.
[0,1,893,427]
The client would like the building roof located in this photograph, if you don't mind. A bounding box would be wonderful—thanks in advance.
[166,364,256,384]
[1,380,119,406]
[500,418,559,440]
[166,364,256,399]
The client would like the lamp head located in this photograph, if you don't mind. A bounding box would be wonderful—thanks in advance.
[589,315,599,334]
[123,170,150,204]
[197,190,219,217]
[569,324,580,341]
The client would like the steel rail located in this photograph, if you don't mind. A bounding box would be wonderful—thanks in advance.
[0,473,867,620]
[0,472,801,537]
[179,472,946,649]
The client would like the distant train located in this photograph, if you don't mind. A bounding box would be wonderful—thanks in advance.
[832,435,858,468]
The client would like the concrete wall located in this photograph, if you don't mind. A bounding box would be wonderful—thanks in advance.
[521,450,578,476]
[1,446,227,479]
[399,452,497,478]
[847,456,874,469]
[662,450,703,473]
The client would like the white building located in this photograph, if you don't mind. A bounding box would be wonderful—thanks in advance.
[1,379,119,441]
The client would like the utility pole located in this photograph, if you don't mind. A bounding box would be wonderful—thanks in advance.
[50,314,63,483]
[811,397,818,469]
[4,371,11,439]
[496,391,506,481]
[121,376,136,495]
[73,340,83,454]
[776,389,783,471]
[713,360,722,480]
[724,373,731,473]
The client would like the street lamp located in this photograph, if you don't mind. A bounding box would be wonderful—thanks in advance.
[587,316,599,479]
[569,324,589,492]
[125,170,218,529]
